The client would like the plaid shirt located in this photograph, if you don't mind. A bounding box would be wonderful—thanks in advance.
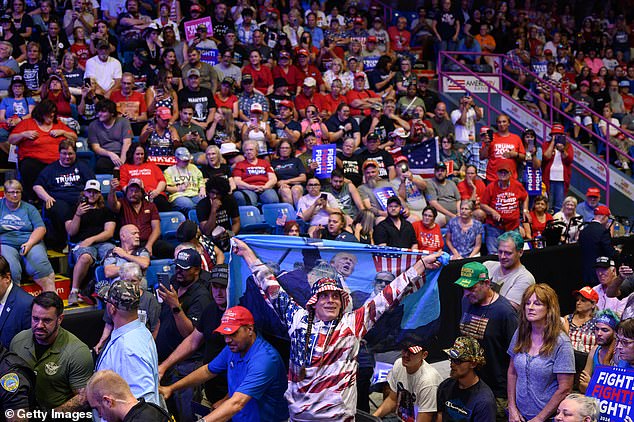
[505,49,529,73]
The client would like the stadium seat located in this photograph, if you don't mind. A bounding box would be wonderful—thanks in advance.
[159,211,187,242]
[146,259,174,290]
[96,174,113,194]
[238,206,269,233]
[261,203,297,228]
[77,150,96,168]
[188,209,199,224]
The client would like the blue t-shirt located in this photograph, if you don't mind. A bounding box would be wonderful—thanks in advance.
[207,336,288,422]
[34,160,95,204]
[0,97,35,119]
[0,199,45,248]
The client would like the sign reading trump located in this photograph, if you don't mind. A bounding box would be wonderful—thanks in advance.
[586,365,634,421]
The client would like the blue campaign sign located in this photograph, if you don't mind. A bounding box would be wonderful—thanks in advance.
[585,365,634,421]
[312,143,337,179]
[199,49,219,66]
[373,186,397,210]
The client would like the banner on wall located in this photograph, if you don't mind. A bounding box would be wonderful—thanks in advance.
[585,365,634,421]
[228,235,448,351]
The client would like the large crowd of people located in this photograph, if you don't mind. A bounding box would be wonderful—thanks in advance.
[1,0,634,420]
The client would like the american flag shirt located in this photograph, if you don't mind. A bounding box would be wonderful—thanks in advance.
[249,261,426,421]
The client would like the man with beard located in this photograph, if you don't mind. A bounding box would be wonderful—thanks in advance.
[182,48,219,93]
[155,248,211,421]
[84,40,122,97]
[425,162,461,227]
[210,2,234,43]
[358,160,392,218]
[10,292,93,413]
[579,310,620,393]
[88,99,133,173]
[436,336,497,421]
[323,168,365,220]
[102,224,151,283]
[95,280,161,409]
[270,99,301,148]
[359,133,396,180]
[374,196,417,249]
[177,68,216,129]
[454,262,518,420]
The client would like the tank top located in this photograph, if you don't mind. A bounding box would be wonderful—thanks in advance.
[151,87,173,111]
[147,127,175,159]
[567,313,597,353]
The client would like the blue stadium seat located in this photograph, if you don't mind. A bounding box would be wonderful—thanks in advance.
[188,209,199,224]
[96,174,113,194]
[146,259,174,289]
[261,203,297,228]
[238,206,269,233]
[159,211,187,241]
[77,150,96,168]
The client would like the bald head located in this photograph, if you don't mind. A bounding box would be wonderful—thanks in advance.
[120,224,140,249]
[86,370,137,422]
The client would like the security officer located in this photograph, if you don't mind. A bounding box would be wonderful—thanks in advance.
[0,343,36,422]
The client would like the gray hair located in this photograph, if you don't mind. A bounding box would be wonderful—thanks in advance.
[561,394,599,422]
[119,262,142,282]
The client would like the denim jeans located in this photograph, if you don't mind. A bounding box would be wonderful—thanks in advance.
[485,224,506,255]
[1,242,54,282]
[233,189,279,206]
[549,181,565,213]
[171,195,202,214]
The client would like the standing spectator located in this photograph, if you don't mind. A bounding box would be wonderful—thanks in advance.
[374,196,418,249]
[429,102,455,138]
[437,336,497,421]
[507,284,575,422]
[8,100,77,201]
[445,200,484,259]
[164,147,205,214]
[484,231,536,310]
[578,206,618,285]
[412,206,444,252]
[387,16,412,57]
[425,162,461,227]
[373,344,442,421]
[10,292,93,412]
[231,140,279,206]
[432,0,461,68]
[480,163,529,253]
[0,256,33,349]
[65,179,116,306]
[0,180,55,291]
[542,125,573,213]
[88,98,133,173]
[454,262,518,419]
[480,114,525,182]
[451,94,483,145]
[33,140,95,251]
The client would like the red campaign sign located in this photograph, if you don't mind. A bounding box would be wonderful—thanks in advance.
[184,17,213,41]
[147,156,177,166]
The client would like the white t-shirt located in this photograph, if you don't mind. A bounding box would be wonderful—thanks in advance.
[296,192,339,226]
[84,56,122,92]
[387,358,442,419]
[549,149,564,182]
[450,108,478,143]
[484,261,536,308]
[593,284,627,316]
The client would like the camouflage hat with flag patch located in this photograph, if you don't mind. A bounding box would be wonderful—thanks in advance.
[443,336,486,366]
[454,262,489,288]
[98,280,140,311]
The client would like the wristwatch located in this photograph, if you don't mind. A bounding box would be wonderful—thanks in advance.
[172,306,182,314]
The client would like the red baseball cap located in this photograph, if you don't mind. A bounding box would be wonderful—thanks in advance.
[594,205,611,216]
[214,306,255,335]
[480,126,490,133]
[279,100,294,109]
[497,162,513,173]
[297,48,309,57]
[573,286,599,303]
[354,72,365,79]
[367,36,377,43]
[156,106,172,120]
[354,17,364,24]
[586,187,601,197]
[550,123,565,135]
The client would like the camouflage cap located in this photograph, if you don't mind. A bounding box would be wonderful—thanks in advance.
[98,280,140,311]
[443,336,486,367]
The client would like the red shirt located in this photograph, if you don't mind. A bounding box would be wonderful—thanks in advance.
[296,64,324,88]
[481,179,528,231]
[45,91,72,117]
[294,92,326,114]
[484,133,525,182]
[412,221,444,252]
[242,64,273,93]
[70,43,90,68]
[346,89,380,116]
[110,90,147,119]
[214,93,238,110]
[320,93,346,115]
[119,198,160,242]
[272,65,303,93]
[622,93,634,113]
[529,211,553,238]
[457,178,487,201]
[387,26,412,52]
[14,118,70,163]
[120,162,167,194]
[232,159,274,186]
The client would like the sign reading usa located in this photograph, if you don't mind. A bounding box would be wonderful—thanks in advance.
[585,365,634,421]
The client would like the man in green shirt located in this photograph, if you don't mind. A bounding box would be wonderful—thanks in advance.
[10,292,93,412]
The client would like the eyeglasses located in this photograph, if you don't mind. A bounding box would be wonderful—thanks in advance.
[5,190,22,195]
[450,358,466,364]
[307,183,320,187]
[616,336,634,347]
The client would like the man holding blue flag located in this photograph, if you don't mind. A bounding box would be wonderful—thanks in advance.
[233,237,444,422]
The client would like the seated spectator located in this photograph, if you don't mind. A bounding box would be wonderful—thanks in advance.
[297,177,340,231]
[396,84,425,120]
[294,77,325,119]
[599,104,632,170]
[175,220,224,271]
[60,52,84,96]
[390,157,427,219]
[592,257,627,316]
[577,187,605,223]
[554,394,600,422]
[0,75,35,144]
[214,49,242,91]
[615,318,634,369]
[439,134,466,180]
[118,142,170,211]
[110,72,148,131]
[242,49,273,95]
[323,58,348,94]
[373,343,442,420]
[199,145,233,186]
[39,18,70,65]
[122,48,153,92]
[374,196,417,249]
[457,165,486,208]
[0,41,19,91]
[115,0,152,62]
[232,140,279,206]
[412,206,443,252]
[184,24,218,70]
[40,74,73,123]
[139,106,180,164]
[271,140,306,205]
[425,162,461,227]
[197,176,240,248]
[77,78,103,127]
[359,133,395,180]
[325,103,360,149]
[88,98,133,173]
[88,20,117,56]
[0,19,26,65]
[237,74,269,122]
[177,68,216,130]
[429,101,455,139]
[445,199,484,259]
[270,100,301,149]
[207,109,239,152]
[212,77,238,121]
[84,39,122,97]
[95,261,161,350]
[0,179,55,291]
[358,160,392,218]
[102,223,150,284]
[311,211,356,242]
[553,196,582,243]
[346,72,382,117]
[8,99,77,202]
[33,140,95,251]
[181,48,219,93]
[241,102,271,156]
[65,179,116,306]
[19,42,46,95]
[579,310,620,393]
[324,168,365,221]
[146,69,179,123]
[523,195,554,241]
[320,79,347,118]
[174,104,208,163]
[164,147,205,214]
[0,255,32,348]
[351,209,376,244]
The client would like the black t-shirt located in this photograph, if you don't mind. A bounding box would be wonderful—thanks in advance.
[336,152,362,186]
[359,114,396,142]
[20,61,47,91]
[272,119,301,141]
[2,31,25,58]
[34,161,95,204]
[122,62,155,92]
[459,295,518,398]
[196,194,239,232]
[367,68,392,93]
[201,163,231,181]
[434,9,461,41]
[267,93,293,117]
[590,89,611,114]
[211,18,235,41]
[271,157,306,181]
[39,34,70,62]
[373,217,417,248]
[122,398,170,422]
[325,114,360,149]
[69,206,116,244]
[358,149,394,179]
[437,378,497,421]
[177,87,217,123]
[63,67,84,88]
[194,301,226,362]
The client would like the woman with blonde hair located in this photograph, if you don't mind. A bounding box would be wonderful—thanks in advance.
[553,196,582,243]
[324,58,348,93]
[200,144,235,192]
[508,283,575,422]
[146,68,178,123]
[554,394,599,422]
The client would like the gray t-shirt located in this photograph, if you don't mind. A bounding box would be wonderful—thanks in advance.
[507,332,575,420]
[88,116,133,154]
[425,179,460,215]
[484,261,535,308]
[0,58,19,90]
[358,179,392,211]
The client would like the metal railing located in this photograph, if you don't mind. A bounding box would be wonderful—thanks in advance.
[436,51,629,205]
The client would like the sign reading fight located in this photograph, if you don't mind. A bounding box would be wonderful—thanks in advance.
[312,143,336,179]
[586,365,634,421]
[183,17,213,41]
[373,186,397,210]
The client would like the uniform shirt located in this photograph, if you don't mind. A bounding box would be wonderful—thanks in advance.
[0,346,36,421]
[10,328,93,409]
